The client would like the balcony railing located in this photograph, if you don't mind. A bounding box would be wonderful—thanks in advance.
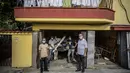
[16,0,113,9]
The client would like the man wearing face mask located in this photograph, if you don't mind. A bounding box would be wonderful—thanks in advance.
[39,38,49,73]
[49,37,55,61]
[67,36,75,63]
[76,33,88,73]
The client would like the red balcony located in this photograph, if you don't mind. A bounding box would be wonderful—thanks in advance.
[14,0,115,24]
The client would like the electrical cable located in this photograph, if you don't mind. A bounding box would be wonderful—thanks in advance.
[118,0,130,24]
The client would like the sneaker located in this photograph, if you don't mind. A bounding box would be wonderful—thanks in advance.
[75,69,81,72]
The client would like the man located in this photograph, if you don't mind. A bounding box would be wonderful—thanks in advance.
[76,33,88,73]
[53,36,61,60]
[67,36,75,63]
[39,38,49,73]
[49,37,55,61]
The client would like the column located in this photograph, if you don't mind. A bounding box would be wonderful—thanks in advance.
[32,31,38,68]
[119,32,128,69]
[87,31,95,68]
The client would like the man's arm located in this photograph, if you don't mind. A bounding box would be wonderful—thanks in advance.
[47,44,50,56]
[84,40,88,57]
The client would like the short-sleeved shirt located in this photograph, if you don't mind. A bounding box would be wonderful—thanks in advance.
[49,39,55,50]
[39,43,49,58]
[77,39,88,55]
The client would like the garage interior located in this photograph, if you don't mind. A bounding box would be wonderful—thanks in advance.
[95,31,121,69]
[37,30,121,70]
[43,30,81,59]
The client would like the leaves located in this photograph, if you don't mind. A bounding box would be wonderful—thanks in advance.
[0,0,31,31]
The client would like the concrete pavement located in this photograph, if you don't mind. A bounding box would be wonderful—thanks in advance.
[0,66,130,73]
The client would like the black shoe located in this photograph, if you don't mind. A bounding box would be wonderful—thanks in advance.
[75,69,81,72]
[81,70,85,73]
[84,67,87,69]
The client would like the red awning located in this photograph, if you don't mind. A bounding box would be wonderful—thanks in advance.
[111,25,130,30]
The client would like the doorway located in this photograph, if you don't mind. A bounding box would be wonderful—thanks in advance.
[37,30,84,71]
[95,31,121,69]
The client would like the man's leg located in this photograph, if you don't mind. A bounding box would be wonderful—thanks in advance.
[49,49,53,61]
[81,55,85,72]
[71,49,75,61]
[40,58,44,73]
[67,49,71,63]
[54,50,58,60]
[43,57,49,71]
[76,55,81,71]
[84,56,87,69]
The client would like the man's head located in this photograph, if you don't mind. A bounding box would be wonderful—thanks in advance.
[69,36,71,40]
[42,38,46,44]
[79,33,84,40]
[51,37,54,40]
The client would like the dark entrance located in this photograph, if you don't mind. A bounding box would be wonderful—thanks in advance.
[0,35,12,66]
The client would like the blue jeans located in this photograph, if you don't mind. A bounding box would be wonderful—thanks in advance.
[68,49,75,62]
[49,49,54,61]
[40,57,48,73]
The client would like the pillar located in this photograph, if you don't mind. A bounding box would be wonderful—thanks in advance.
[32,31,38,68]
[87,31,95,68]
[118,32,128,69]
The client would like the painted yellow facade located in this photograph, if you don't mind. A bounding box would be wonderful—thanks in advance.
[12,33,32,67]
[33,24,110,31]
[113,0,130,24]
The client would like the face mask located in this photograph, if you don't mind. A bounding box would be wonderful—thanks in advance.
[42,41,46,43]
[51,38,53,40]
[69,38,71,40]
[79,36,83,39]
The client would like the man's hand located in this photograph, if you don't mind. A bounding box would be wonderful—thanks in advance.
[84,48,88,57]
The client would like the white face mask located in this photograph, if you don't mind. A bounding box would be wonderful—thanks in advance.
[79,36,83,39]
[42,41,46,43]
[69,37,71,40]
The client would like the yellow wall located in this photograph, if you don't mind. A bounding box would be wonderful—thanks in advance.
[113,0,130,24]
[12,33,32,67]
[33,24,110,31]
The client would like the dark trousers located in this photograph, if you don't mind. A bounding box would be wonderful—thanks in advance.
[77,54,85,72]
[40,57,48,73]
[84,56,87,68]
